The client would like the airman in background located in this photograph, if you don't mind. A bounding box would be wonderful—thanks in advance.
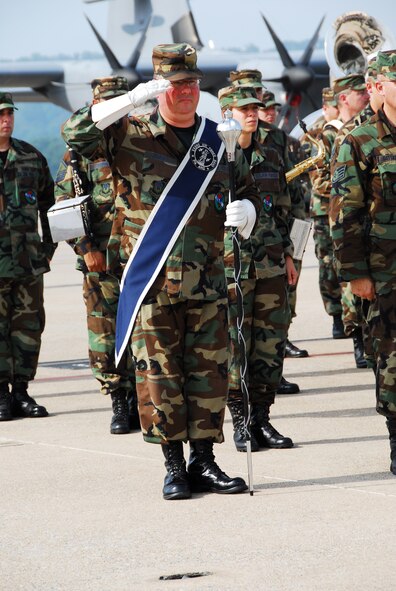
[218,85,297,452]
[0,93,56,421]
[308,76,368,342]
[230,69,306,388]
[55,77,139,435]
[330,59,382,369]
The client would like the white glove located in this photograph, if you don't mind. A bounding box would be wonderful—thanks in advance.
[92,79,170,130]
[224,199,256,239]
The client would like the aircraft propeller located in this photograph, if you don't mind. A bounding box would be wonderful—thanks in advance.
[261,14,328,129]
[85,15,142,86]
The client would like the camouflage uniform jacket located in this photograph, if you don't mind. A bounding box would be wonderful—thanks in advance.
[309,120,341,217]
[257,121,306,221]
[62,106,260,299]
[331,108,396,283]
[329,105,375,228]
[224,138,293,279]
[0,137,56,278]
[331,105,375,176]
[55,148,115,273]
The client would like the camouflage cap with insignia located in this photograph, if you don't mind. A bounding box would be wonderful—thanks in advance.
[322,87,337,106]
[332,73,366,96]
[0,92,18,111]
[152,43,203,81]
[260,90,281,109]
[376,50,396,80]
[218,86,264,109]
[229,69,265,89]
[91,76,129,101]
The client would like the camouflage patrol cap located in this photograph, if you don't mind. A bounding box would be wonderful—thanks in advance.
[91,76,129,101]
[332,74,366,96]
[229,69,264,88]
[366,56,378,80]
[218,86,264,109]
[152,43,203,81]
[322,87,337,106]
[0,92,18,111]
[376,50,396,80]
[260,90,281,109]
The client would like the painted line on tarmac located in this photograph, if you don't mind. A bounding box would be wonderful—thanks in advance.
[1,436,395,500]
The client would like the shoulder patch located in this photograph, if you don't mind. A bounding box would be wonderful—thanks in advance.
[332,165,346,184]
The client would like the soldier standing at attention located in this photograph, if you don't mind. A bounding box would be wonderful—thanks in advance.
[0,93,56,421]
[62,44,260,500]
[331,50,396,475]
[229,69,303,390]
[309,75,368,340]
[218,85,297,453]
[55,77,139,435]
[330,59,383,369]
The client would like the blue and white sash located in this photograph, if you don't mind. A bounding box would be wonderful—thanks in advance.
[115,117,225,365]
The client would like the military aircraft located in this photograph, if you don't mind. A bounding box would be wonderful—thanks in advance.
[0,0,394,131]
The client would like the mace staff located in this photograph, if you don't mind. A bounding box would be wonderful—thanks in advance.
[217,109,254,496]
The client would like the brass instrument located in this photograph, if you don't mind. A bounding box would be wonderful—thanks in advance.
[285,120,325,184]
[325,11,395,78]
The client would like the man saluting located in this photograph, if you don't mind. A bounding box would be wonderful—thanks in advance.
[62,43,260,500]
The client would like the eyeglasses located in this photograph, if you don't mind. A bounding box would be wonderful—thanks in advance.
[169,79,200,89]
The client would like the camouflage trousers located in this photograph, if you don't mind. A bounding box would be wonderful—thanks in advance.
[340,281,361,336]
[131,289,229,444]
[288,259,302,321]
[82,272,134,395]
[313,216,342,316]
[227,275,290,407]
[366,282,396,418]
[0,274,45,384]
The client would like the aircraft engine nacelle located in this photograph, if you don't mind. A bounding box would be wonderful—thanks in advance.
[325,11,395,78]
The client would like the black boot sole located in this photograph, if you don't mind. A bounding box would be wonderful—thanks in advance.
[253,431,294,449]
[163,490,192,500]
[189,479,248,494]
[110,426,131,434]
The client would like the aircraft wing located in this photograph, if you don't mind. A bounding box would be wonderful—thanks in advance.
[0,62,64,88]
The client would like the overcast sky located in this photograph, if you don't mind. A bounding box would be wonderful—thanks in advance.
[1,0,395,60]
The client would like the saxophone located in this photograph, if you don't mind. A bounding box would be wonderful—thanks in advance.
[285,120,325,184]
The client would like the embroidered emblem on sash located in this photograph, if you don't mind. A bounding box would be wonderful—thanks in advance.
[191,142,218,172]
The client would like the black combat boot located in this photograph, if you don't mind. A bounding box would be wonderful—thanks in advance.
[11,382,48,418]
[227,400,259,452]
[352,328,367,368]
[162,441,191,500]
[0,382,13,421]
[188,439,247,494]
[127,390,141,431]
[332,314,347,339]
[386,418,396,476]
[285,339,309,358]
[277,377,300,395]
[110,389,130,434]
[251,404,293,449]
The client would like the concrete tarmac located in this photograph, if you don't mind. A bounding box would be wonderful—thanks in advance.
[1,237,396,591]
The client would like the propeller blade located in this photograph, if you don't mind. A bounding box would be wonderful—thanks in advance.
[261,77,285,84]
[261,14,295,69]
[277,93,296,130]
[300,15,326,66]
[128,14,152,70]
[85,14,123,71]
